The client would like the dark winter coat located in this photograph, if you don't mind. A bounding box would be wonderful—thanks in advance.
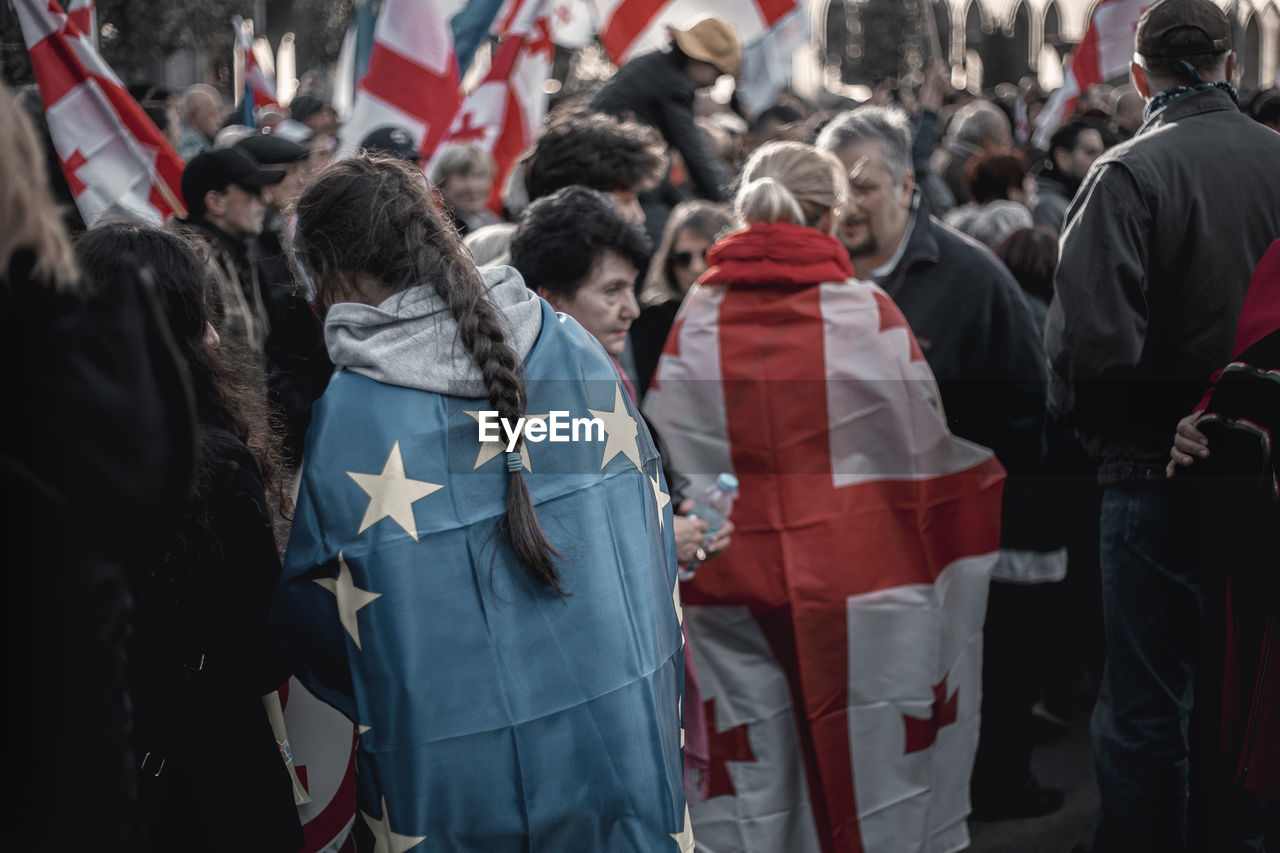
[254,220,333,466]
[133,424,303,852]
[1046,86,1280,482]
[875,193,1052,554]
[2,250,197,852]
[591,49,727,202]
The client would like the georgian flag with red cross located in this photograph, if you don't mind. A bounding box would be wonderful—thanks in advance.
[14,0,187,226]
[643,246,1005,853]
[337,0,462,161]
[427,0,558,216]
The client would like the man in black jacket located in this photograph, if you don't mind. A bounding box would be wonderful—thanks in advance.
[175,148,284,361]
[236,133,334,468]
[1046,0,1280,848]
[1032,119,1107,234]
[591,15,742,210]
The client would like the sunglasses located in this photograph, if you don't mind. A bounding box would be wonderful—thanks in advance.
[670,248,708,268]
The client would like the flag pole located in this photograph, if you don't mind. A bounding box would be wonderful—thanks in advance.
[153,172,186,219]
[919,0,944,66]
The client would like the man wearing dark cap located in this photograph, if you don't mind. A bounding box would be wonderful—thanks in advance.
[233,133,334,467]
[176,147,284,359]
[1046,0,1280,849]
[288,93,339,137]
[359,125,421,161]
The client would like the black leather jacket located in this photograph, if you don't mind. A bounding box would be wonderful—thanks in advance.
[591,49,727,202]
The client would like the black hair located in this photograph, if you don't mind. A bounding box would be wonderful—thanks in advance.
[510,185,651,300]
[522,108,667,202]
[292,155,565,593]
[1048,119,1099,157]
[73,222,289,521]
[1249,89,1280,126]
[752,104,804,134]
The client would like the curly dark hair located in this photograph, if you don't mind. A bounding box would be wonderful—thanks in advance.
[73,222,290,523]
[510,186,651,300]
[291,155,565,593]
[522,108,668,202]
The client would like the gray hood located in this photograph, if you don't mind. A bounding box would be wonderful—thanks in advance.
[324,265,543,396]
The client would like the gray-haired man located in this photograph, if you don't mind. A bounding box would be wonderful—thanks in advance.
[819,107,1058,820]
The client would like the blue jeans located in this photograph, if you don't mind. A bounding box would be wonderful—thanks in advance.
[1092,482,1204,853]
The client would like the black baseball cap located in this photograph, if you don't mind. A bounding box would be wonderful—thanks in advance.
[1135,0,1232,58]
[181,148,285,212]
[359,125,421,161]
[235,133,311,165]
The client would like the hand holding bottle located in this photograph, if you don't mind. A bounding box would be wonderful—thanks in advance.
[678,473,739,580]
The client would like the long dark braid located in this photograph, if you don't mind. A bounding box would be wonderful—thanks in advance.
[292,156,563,592]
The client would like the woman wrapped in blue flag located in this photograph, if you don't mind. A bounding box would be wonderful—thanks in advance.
[271,156,690,852]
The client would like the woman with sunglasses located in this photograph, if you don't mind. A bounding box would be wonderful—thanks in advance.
[631,200,733,397]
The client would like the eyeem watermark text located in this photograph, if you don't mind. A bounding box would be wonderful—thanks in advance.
[477,411,605,451]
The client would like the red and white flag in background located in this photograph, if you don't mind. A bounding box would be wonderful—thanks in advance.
[234,15,278,110]
[64,0,96,49]
[14,0,186,226]
[1032,0,1151,148]
[429,0,558,214]
[562,0,806,114]
[338,0,463,159]
[280,677,359,853]
[643,270,1005,852]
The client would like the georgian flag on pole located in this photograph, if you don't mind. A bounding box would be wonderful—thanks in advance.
[14,0,186,226]
[644,262,1005,852]
[558,0,806,115]
[338,0,464,159]
[1032,0,1151,148]
[428,0,557,214]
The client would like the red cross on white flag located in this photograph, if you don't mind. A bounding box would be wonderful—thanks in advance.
[427,0,559,215]
[338,0,462,161]
[14,0,186,226]
[645,265,1004,852]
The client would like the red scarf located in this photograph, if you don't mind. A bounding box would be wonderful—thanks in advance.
[701,222,854,289]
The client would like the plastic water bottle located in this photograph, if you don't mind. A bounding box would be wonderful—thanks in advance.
[679,473,739,581]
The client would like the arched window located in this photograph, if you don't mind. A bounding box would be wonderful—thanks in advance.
[981,1,1032,85]
[1243,12,1262,87]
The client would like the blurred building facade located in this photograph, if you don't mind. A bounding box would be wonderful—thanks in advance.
[814,0,1278,92]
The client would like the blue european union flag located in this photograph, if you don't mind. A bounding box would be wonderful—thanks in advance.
[274,303,687,851]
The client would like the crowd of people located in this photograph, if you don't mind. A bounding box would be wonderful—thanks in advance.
[4,0,1279,850]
